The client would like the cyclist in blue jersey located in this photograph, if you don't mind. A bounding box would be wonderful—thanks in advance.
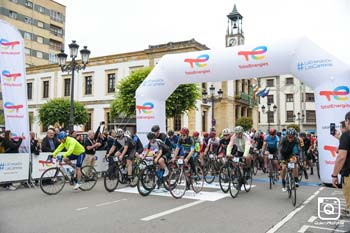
[262,128,280,171]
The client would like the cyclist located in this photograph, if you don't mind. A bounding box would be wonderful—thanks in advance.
[279,128,301,191]
[167,130,179,151]
[52,131,86,190]
[226,126,252,170]
[300,132,313,177]
[144,132,171,177]
[218,128,235,157]
[204,131,220,157]
[106,128,136,183]
[151,125,173,150]
[171,127,196,180]
[262,128,280,172]
[199,132,209,167]
[192,131,201,157]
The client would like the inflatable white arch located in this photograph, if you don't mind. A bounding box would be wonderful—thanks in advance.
[136,37,350,183]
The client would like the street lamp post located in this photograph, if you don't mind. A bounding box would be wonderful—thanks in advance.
[261,103,277,131]
[293,112,305,131]
[202,84,223,130]
[57,40,91,132]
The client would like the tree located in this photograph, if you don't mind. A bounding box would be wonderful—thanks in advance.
[286,123,300,132]
[236,117,253,131]
[38,98,89,129]
[110,67,201,119]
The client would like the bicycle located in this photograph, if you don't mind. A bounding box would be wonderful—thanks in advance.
[285,159,297,207]
[252,149,263,175]
[203,153,221,184]
[168,157,204,199]
[40,155,97,195]
[297,155,308,182]
[267,153,279,190]
[229,156,253,198]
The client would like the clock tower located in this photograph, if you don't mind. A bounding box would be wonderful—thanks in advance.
[226,4,244,47]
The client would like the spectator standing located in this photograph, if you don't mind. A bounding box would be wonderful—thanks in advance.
[41,129,60,152]
[30,131,40,155]
[83,130,101,168]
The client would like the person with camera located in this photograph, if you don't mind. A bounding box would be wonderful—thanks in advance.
[332,112,350,217]
[83,130,101,169]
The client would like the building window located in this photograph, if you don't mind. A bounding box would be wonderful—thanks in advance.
[201,111,207,133]
[107,73,115,93]
[24,17,32,24]
[241,80,245,92]
[266,79,274,87]
[64,79,70,96]
[43,80,49,98]
[286,77,294,85]
[85,76,92,95]
[49,54,57,64]
[27,83,33,100]
[258,112,260,123]
[286,111,294,122]
[235,80,240,94]
[25,48,30,55]
[85,113,92,131]
[37,36,43,44]
[37,21,44,28]
[286,94,294,102]
[267,95,274,104]
[50,39,62,50]
[305,93,315,102]
[25,1,33,8]
[174,114,181,131]
[306,110,316,122]
[9,11,17,19]
[267,112,274,123]
[23,32,31,40]
[50,25,63,37]
[38,6,45,13]
[50,10,64,23]
[36,51,43,58]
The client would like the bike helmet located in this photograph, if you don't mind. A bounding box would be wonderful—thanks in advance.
[180,127,189,135]
[57,131,67,140]
[116,128,124,137]
[286,128,296,136]
[209,131,216,138]
[234,126,244,134]
[193,131,199,137]
[151,125,160,133]
[222,128,231,135]
[167,130,174,137]
[203,132,209,138]
[147,132,156,140]
[269,128,277,136]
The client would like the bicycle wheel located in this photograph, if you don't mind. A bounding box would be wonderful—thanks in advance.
[204,161,215,184]
[129,163,140,188]
[244,167,253,192]
[137,168,153,196]
[291,178,297,207]
[191,165,204,193]
[298,163,303,182]
[253,158,259,175]
[316,159,320,179]
[219,165,230,193]
[140,166,156,191]
[287,172,292,199]
[168,168,187,199]
[104,165,120,192]
[79,165,98,191]
[40,167,66,195]
[229,167,241,198]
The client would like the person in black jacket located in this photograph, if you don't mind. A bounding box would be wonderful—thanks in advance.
[151,125,172,149]
[30,131,40,155]
[41,129,60,152]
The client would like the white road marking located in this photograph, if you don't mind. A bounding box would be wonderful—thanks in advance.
[141,200,205,221]
[96,202,112,207]
[76,207,88,211]
[298,225,347,233]
[266,187,324,233]
[113,198,127,203]
[307,216,317,223]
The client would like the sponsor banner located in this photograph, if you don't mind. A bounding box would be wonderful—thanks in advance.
[0,153,29,182]
[297,59,333,72]
[0,20,30,153]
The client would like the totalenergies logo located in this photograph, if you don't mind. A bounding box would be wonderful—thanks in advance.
[4,102,24,113]
[136,102,154,114]
[319,86,349,101]
[238,46,267,61]
[0,38,20,49]
[2,70,21,81]
[11,132,25,140]
[184,54,209,68]
[324,145,337,158]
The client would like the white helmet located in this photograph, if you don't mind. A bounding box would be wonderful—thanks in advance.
[234,126,244,134]
[116,128,124,137]
[222,128,231,135]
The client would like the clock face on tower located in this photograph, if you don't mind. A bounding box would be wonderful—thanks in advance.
[228,37,237,47]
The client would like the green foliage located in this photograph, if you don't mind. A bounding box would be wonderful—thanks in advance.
[38,98,88,128]
[110,67,201,119]
[286,124,300,132]
[236,117,253,131]
[0,110,4,125]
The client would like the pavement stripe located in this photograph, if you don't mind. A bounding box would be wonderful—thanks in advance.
[96,202,112,207]
[298,225,348,233]
[265,187,324,233]
[253,178,321,187]
[307,216,317,223]
[141,200,205,221]
[76,207,88,211]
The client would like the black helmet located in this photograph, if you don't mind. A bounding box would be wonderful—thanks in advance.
[286,128,297,136]
[147,132,156,140]
[151,125,160,133]
[167,130,174,136]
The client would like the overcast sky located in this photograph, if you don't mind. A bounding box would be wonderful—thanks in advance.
[55,0,350,64]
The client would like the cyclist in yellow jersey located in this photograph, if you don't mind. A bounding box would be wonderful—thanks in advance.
[53,131,86,190]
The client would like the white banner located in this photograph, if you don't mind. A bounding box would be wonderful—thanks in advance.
[0,153,29,182]
[136,36,350,184]
[0,20,30,153]
[94,151,108,172]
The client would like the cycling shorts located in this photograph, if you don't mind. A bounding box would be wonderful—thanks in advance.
[67,153,86,168]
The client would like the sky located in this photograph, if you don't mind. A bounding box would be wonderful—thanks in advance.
[55,0,350,64]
